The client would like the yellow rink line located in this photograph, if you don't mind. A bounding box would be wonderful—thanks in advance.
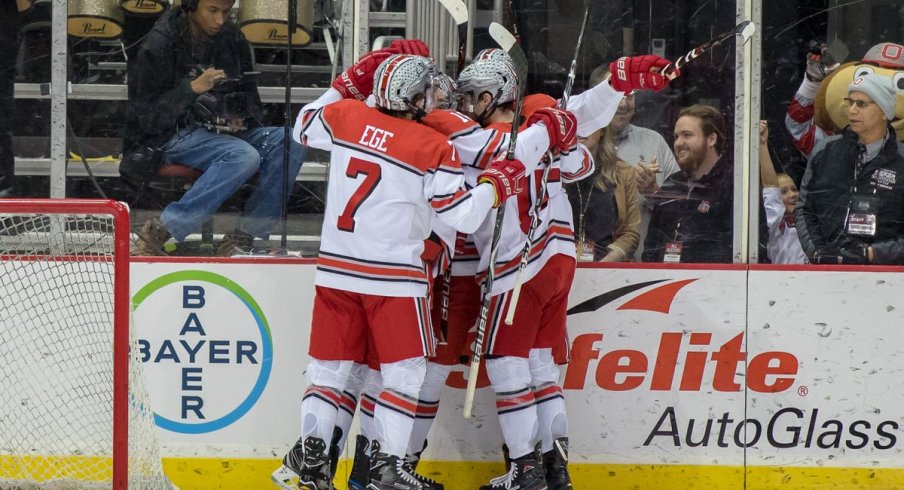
[6,456,904,489]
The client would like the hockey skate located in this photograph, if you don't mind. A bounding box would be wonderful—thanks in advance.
[367,440,444,490]
[294,437,333,490]
[271,437,305,490]
[348,435,371,490]
[542,438,572,490]
[479,450,547,490]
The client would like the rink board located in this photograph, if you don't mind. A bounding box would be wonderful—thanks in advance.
[8,260,904,489]
[126,262,904,489]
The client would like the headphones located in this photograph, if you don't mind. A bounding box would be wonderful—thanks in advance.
[181,0,198,12]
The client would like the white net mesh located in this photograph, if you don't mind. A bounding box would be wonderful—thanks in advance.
[0,205,173,490]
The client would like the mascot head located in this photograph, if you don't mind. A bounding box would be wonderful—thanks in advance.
[816,42,904,139]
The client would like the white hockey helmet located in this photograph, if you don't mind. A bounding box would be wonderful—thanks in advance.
[455,57,519,113]
[430,68,457,110]
[474,47,513,64]
[373,54,437,116]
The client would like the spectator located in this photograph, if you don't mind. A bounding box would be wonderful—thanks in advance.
[759,120,807,264]
[588,65,678,259]
[642,104,733,263]
[570,125,641,261]
[123,0,305,256]
[796,74,904,265]
[0,2,19,197]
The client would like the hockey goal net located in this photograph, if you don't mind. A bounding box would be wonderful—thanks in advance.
[0,199,172,490]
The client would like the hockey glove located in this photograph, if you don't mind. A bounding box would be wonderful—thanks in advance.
[421,231,444,263]
[390,39,431,57]
[478,158,527,208]
[528,107,578,154]
[805,42,839,83]
[332,47,398,101]
[608,55,674,93]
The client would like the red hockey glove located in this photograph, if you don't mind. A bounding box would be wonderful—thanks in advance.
[527,107,577,154]
[421,231,444,263]
[608,55,674,93]
[332,47,398,100]
[478,158,526,208]
[390,38,431,57]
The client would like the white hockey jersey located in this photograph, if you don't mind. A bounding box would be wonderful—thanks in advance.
[295,92,496,297]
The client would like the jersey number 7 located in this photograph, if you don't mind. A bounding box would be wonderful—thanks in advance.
[338,158,382,232]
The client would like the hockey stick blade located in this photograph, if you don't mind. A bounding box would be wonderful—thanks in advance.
[663,20,756,79]
[437,0,468,25]
[436,0,469,74]
[463,23,529,419]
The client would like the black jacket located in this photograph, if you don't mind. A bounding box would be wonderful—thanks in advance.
[642,156,734,263]
[123,9,262,151]
[795,126,904,264]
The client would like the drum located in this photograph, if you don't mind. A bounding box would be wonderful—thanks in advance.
[17,0,34,13]
[238,0,315,47]
[120,0,168,16]
[68,0,125,39]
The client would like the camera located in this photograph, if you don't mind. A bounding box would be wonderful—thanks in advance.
[188,66,257,134]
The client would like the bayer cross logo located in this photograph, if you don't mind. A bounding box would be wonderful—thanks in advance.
[132,271,273,434]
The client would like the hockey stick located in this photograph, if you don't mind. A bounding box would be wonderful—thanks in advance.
[463,22,529,419]
[662,20,755,80]
[436,0,469,75]
[503,2,590,326]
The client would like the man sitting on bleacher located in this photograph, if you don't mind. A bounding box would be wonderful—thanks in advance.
[122,0,305,256]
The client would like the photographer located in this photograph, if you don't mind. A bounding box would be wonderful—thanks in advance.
[123,0,305,256]
[796,74,904,265]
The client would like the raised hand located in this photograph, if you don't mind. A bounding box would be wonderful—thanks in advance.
[608,55,674,93]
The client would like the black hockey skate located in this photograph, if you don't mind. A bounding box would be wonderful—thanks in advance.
[542,438,572,490]
[367,440,444,490]
[296,436,332,490]
[348,435,371,490]
[479,450,547,490]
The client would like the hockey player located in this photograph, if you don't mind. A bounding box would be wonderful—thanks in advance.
[284,53,528,490]
[408,52,674,490]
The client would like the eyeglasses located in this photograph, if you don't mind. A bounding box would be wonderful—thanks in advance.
[844,98,877,109]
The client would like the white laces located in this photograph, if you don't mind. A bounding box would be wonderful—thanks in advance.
[488,464,518,488]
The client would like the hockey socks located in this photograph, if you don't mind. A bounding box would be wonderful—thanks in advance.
[487,356,539,459]
[408,362,452,458]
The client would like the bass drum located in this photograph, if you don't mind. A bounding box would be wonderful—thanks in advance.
[120,0,168,16]
[68,0,125,39]
[238,0,314,47]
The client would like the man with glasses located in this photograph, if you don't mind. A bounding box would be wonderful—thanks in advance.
[796,74,904,264]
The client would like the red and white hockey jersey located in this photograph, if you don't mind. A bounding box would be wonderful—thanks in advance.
[295,91,496,297]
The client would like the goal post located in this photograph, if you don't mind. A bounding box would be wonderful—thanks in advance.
[0,198,172,489]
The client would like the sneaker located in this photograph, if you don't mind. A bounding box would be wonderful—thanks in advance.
[133,217,172,256]
[216,230,254,257]
[542,438,572,490]
[479,450,547,490]
[348,435,371,490]
[367,440,443,490]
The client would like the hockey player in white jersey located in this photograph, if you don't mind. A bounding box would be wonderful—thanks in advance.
[283,53,528,490]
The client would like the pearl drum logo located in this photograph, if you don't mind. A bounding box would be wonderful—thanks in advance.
[132,271,273,434]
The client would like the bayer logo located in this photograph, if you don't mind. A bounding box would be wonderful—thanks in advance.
[132,271,273,434]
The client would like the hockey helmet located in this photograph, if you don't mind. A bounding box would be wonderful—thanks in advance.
[429,67,457,110]
[455,58,519,115]
[474,47,513,64]
[373,54,437,117]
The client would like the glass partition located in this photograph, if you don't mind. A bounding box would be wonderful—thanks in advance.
[11,1,904,262]
[6,0,53,198]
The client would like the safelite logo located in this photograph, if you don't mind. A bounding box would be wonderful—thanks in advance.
[563,279,800,393]
[132,271,273,434]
